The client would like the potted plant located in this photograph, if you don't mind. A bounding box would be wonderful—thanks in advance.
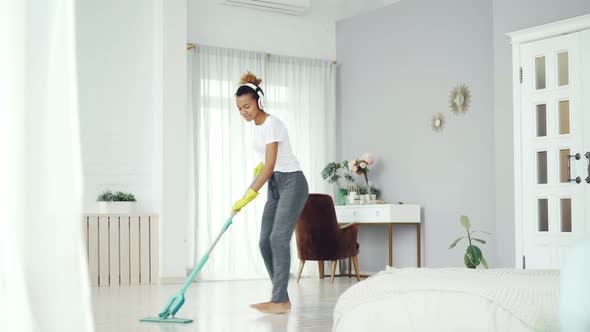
[448,215,490,269]
[321,162,348,205]
[97,190,137,214]
[345,153,377,202]
[358,185,381,203]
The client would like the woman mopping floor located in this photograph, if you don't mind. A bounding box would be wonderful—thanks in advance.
[231,72,309,314]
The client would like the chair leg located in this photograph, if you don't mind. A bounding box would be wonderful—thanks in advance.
[318,260,324,280]
[331,261,337,284]
[297,260,305,283]
[348,257,352,278]
[352,256,361,281]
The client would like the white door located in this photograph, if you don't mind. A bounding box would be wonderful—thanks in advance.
[520,30,590,269]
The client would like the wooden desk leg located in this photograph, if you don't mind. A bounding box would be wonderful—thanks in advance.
[388,223,393,267]
[417,223,421,267]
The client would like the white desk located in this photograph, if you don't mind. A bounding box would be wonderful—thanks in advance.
[335,204,422,267]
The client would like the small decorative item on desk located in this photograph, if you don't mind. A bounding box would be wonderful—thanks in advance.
[346,185,358,205]
[358,185,370,204]
[343,153,382,204]
[321,161,348,205]
[367,183,381,203]
[346,152,375,187]
[97,190,137,214]
[336,188,347,205]
[354,192,362,205]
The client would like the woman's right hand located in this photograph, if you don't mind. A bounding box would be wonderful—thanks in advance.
[231,188,259,214]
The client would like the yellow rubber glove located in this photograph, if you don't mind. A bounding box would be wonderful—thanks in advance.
[253,162,264,178]
[231,188,259,214]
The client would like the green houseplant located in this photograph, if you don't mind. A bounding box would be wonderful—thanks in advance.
[321,162,348,205]
[449,215,490,269]
[358,185,381,198]
[97,190,137,213]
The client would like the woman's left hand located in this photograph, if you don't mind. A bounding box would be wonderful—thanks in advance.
[253,162,264,178]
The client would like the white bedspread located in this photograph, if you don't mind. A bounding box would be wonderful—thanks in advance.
[333,268,559,332]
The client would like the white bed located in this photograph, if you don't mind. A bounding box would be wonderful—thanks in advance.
[333,267,559,332]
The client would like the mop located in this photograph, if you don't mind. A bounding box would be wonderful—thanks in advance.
[140,181,255,323]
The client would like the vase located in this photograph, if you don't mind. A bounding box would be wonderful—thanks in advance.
[336,188,347,206]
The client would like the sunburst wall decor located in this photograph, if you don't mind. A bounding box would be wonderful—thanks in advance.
[431,112,446,133]
[449,83,471,115]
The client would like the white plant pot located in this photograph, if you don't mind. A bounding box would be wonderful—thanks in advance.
[361,194,369,204]
[347,192,357,205]
[98,201,136,214]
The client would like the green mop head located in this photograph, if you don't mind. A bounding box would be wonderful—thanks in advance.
[141,291,192,324]
[140,317,193,324]
[140,213,237,325]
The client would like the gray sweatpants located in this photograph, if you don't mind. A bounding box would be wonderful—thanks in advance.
[260,171,309,303]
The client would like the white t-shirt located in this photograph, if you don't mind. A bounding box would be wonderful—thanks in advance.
[253,114,301,172]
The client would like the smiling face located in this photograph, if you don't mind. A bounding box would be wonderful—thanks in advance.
[236,93,261,122]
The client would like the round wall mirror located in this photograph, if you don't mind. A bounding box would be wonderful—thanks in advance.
[449,83,471,115]
[431,112,446,133]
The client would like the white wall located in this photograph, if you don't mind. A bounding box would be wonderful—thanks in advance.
[188,0,337,60]
[77,0,160,213]
[159,0,191,279]
[77,0,190,279]
[186,0,405,61]
[337,0,496,271]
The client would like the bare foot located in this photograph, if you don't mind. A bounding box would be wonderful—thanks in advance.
[255,301,291,314]
[249,301,271,309]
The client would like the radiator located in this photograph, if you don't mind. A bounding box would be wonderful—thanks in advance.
[82,214,159,286]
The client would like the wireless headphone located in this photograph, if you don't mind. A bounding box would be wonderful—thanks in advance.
[239,83,266,110]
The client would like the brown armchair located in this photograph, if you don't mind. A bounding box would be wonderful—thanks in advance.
[295,193,360,284]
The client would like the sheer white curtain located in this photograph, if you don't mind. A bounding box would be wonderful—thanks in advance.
[188,45,336,280]
[0,1,93,331]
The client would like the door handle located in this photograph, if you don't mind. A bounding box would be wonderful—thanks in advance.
[567,153,582,184]
[585,152,590,184]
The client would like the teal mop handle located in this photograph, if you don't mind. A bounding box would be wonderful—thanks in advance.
[179,177,257,294]
[180,213,235,294]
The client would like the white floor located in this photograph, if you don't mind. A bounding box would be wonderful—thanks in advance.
[92,277,360,332]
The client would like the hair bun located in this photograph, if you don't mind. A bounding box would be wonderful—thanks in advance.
[240,71,262,86]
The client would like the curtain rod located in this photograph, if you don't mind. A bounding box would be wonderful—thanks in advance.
[186,42,337,64]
